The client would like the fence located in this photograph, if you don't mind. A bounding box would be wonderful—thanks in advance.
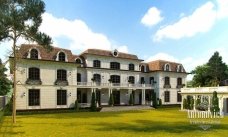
[187,110,224,119]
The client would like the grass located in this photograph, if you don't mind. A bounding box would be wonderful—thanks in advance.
[0,107,227,137]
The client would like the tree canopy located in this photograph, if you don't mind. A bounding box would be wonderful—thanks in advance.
[191,51,228,87]
[0,59,11,95]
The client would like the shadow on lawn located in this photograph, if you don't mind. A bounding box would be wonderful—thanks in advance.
[0,117,25,136]
[22,110,148,119]
[92,120,228,134]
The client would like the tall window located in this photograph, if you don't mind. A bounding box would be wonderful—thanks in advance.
[177,91,182,102]
[77,73,81,82]
[93,74,101,83]
[150,77,154,84]
[58,52,65,61]
[165,77,170,85]
[110,75,120,83]
[110,62,120,69]
[93,60,101,68]
[164,91,170,102]
[28,89,40,106]
[141,77,145,84]
[141,65,145,72]
[177,78,182,85]
[30,49,38,59]
[129,64,135,71]
[128,76,135,84]
[57,90,67,105]
[57,69,67,81]
[75,58,81,63]
[29,67,40,80]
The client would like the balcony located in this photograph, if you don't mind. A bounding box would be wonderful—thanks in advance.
[26,79,42,85]
[77,82,153,89]
[163,84,171,89]
[54,80,68,86]
[176,85,183,89]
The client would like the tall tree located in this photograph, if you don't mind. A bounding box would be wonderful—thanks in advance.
[0,59,11,95]
[191,51,228,87]
[0,0,52,123]
[207,52,228,86]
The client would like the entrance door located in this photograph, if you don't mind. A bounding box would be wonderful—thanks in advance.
[139,92,142,105]
[113,90,120,105]
[227,98,228,113]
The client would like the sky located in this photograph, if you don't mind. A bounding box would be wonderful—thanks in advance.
[1,0,228,80]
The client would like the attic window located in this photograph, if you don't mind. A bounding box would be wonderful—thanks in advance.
[164,64,170,71]
[30,49,38,59]
[58,52,65,62]
[112,49,118,57]
[76,58,81,64]
[177,65,182,72]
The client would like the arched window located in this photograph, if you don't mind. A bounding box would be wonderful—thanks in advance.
[110,62,120,69]
[150,77,154,84]
[77,73,81,82]
[177,77,182,86]
[165,77,170,85]
[29,67,40,80]
[141,65,145,72]
[58,52,65,62]
[110,75,120,83]
[57,69,67,81]
[129,64,135,71]
[75,58,81,64]
[128,76,135,84]
[93,60,101,68]
[164,91,170,102]
[164,64,170,71]
[30,49,38,59]
[93,74,101,83]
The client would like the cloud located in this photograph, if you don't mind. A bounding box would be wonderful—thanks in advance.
[40,13,128,53]
[145,52,178,63]
[217,0,228,19]
[154,2,217,41]
[141,7,163,27]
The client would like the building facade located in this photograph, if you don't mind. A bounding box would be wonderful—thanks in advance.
[12,44,187,110]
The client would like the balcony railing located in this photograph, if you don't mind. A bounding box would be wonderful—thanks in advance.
[26,79,42,85]
[77,82,153,88]
[54,80,69,86]
[163,84,171,88]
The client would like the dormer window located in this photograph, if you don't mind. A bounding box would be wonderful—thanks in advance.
[30,49,38,59]
[177,65,183,72]
[58,52,65,62]
[164,64,170,71]
[76,58,81,64]
[112,49,119,57]
[141,65,145,72]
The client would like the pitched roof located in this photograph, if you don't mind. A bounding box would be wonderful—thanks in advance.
[17,44,78,62]
[147,60,186,72]
[80,49,142,61]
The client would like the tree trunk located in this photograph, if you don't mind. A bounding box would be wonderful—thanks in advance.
[12,39,16,123]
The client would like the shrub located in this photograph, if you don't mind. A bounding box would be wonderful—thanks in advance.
[129,93,134,106]
[90,91,96,111]
[109,93,114,106]
[189,97,194,110]
[210,91,220,113]
[74,99,79,111]
[195,98,201,110]
[159,99,162,106]
[152,92,157,108]
[4,97,12,115]
[183,98,187,109]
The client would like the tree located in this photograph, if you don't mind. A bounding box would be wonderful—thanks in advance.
[74,99,79,111]
[0,0,52,123]
[158,98,162,106]
[129,93,134,106]
[152,92,157,108]
[109,92,114,106]
[90,91,96,111]
[0,59,12,95]
[183,98,187,109]
[210,91,220,113]
[191,51,228,87]
[195,97,201,110]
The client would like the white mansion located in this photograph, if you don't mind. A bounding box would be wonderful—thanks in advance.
[13,44,187,110]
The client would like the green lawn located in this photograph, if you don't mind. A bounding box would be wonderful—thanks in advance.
[0,108,227,137]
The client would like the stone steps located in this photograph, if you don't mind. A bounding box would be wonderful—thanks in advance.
[100,105,153,112]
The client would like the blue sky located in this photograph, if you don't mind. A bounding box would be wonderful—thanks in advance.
[1,0,228,80]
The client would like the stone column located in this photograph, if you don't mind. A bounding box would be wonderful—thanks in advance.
[208,96,211,112]
[181,95,185,110]
[142,89,145,105]
[219,96,224,115]
[193,95,196,111]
